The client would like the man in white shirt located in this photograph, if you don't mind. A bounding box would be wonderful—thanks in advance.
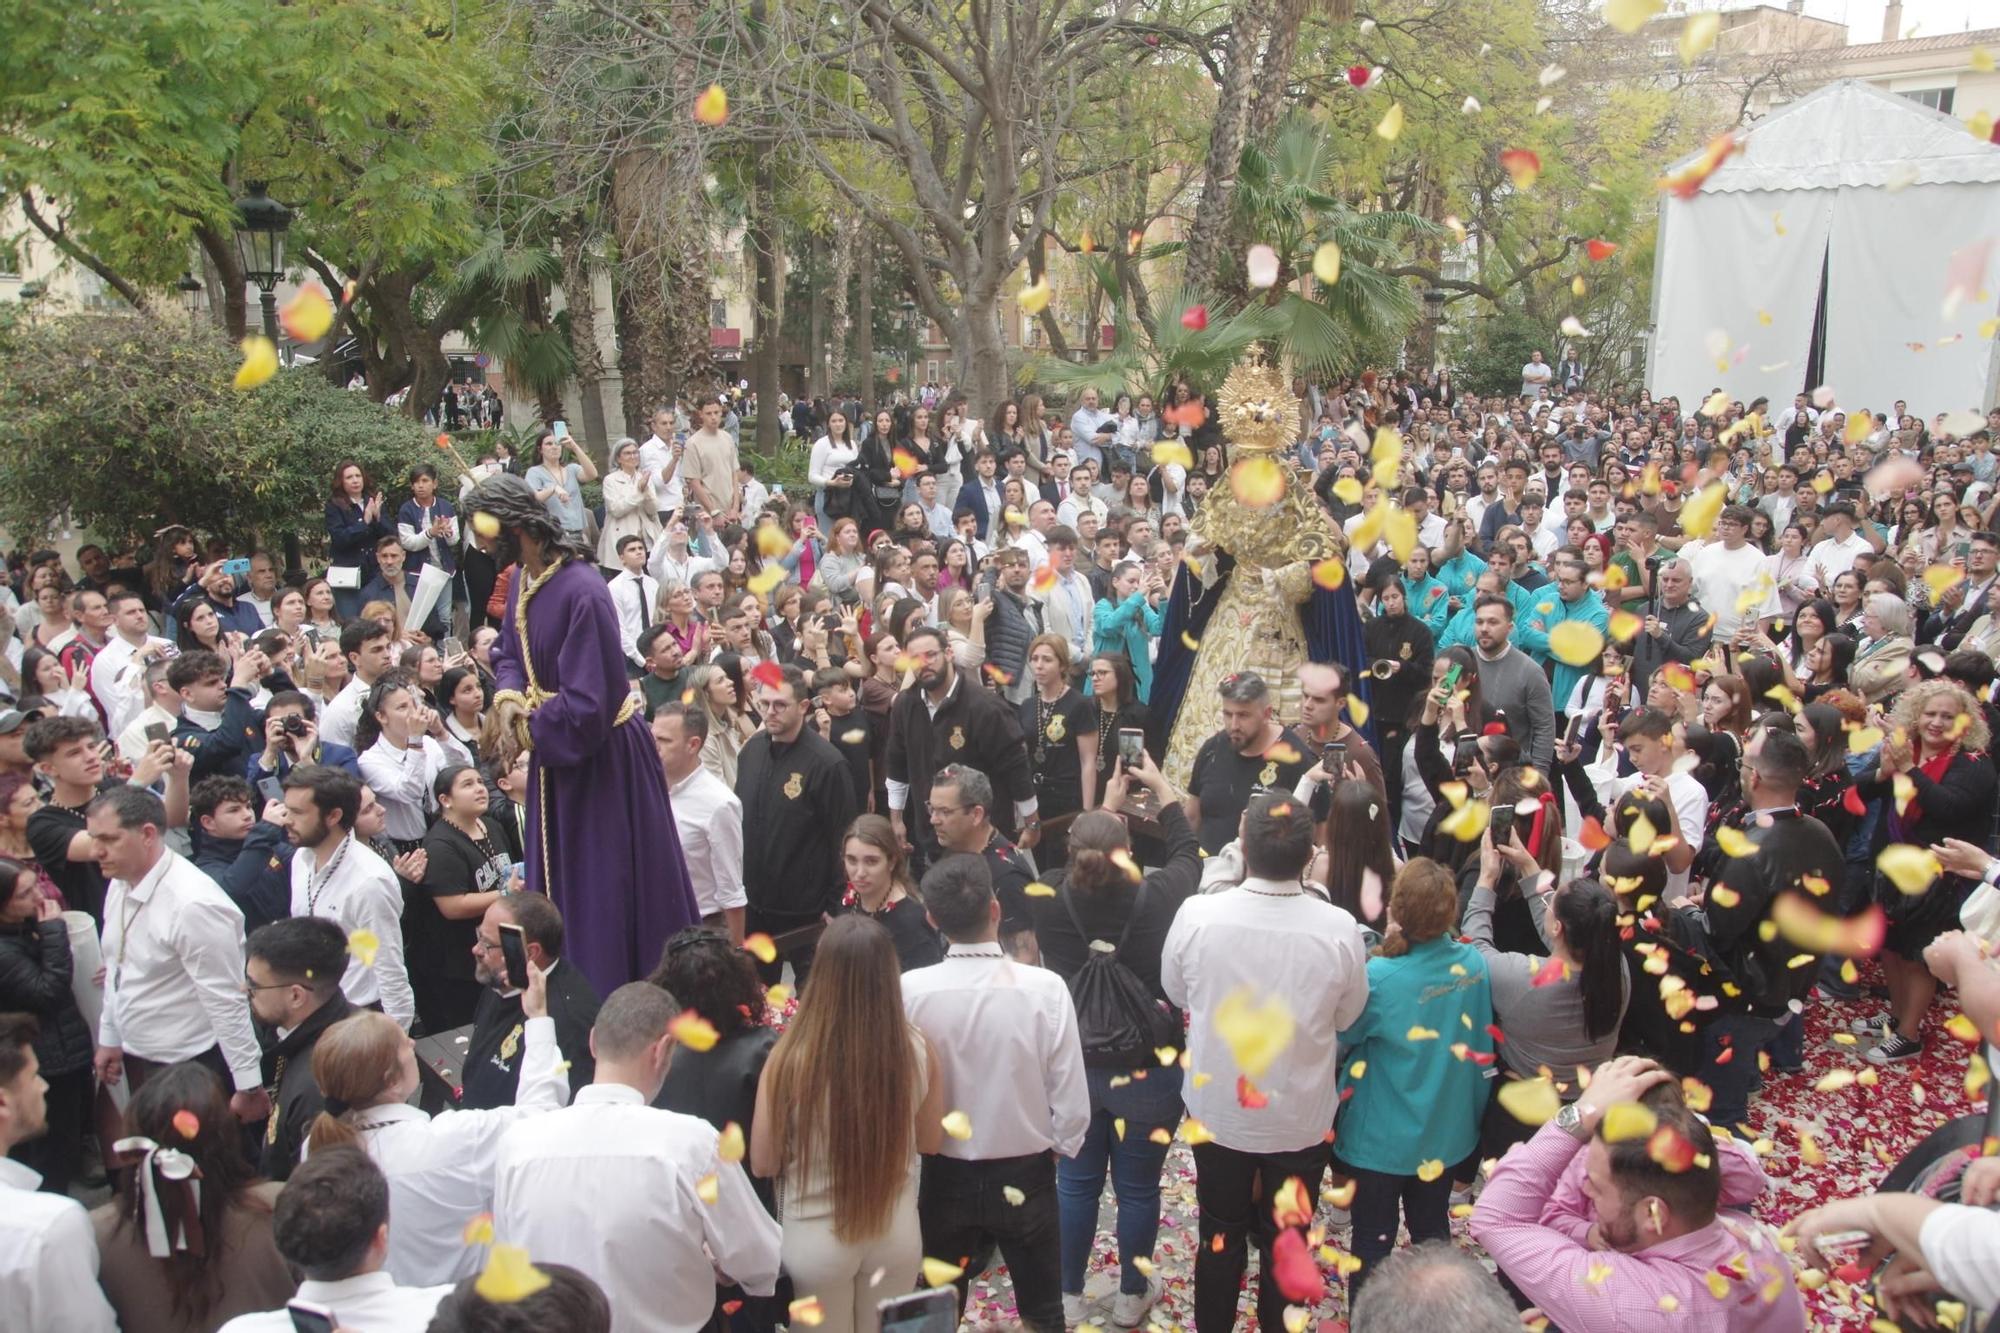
[218,1147,451,1333]
[902,854,1089,1333]
[318,619,396,751]
[89,589,172,742]
[638,406,688,521]
[1688,504,1779,640]
[653,704,746,943]
[1586,706,1707,899]
[0,1014,118,1333]
[1162,793,1370,1333]
[282,764,417,1030]
[1519,350,1553,400]
[1038,527,1094,671]
[1805,502,1874,585]
[89,786,269,1120]
[646,517,719,592]
[115,658,183,766]
[608,535,660,676]
[1057,460,1109,532]
[493,982,780,1333]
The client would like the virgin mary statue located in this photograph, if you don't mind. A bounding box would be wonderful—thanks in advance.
[1150,353,1373,787]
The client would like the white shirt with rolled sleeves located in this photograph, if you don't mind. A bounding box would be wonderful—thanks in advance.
[900,943,1090,1160]
[1162,877,1371,1153]
[318,676,368,750]
[332,1013,572,1285]
[290,833,417,1030]
[97,849,263,1092]
[493,1084,781,1333]
[639,433,687,515]
[216,1272,452,1333]
[89,633,169,743]
[0,1158,118,1333]
[669,766,746,918]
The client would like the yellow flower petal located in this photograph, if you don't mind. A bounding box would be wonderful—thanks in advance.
[1714,826,1756,858]
[1679,11,1721,62]
[1312,242,1342,286]
[1213,988,1296,1079]
[279,285,335,343]
[1415,1158,1444,1182]
[718,1121,746,1163]
[696,1172,720,1203]
[1601,1102,1658,1143]
[693,84,729,125]
[1548,620,1606,667]
[346,928,380,968]
[1496,1077,1560,1126]
[1605,0,1664,34]
[233,336,278,390]
[743,932,777,964]
[941,1110,974,1140]
[1877,843,1941,896]
[921,1257,964,1287]
[475,1244,553,1303]
[669,1012,720,1052]
[1679,481,1728,540]
[1376,101,1405,142]
[1018,277,1052,315]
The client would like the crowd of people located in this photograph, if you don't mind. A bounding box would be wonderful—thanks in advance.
[2,356,1999,1333]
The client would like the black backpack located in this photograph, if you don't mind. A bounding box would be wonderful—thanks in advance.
[1058,882,1180,1068]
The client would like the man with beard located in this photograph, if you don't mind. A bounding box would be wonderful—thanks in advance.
[244,916,355,1180]
[886,625,1038,875]
[464,472,700,992]
[282,764,415,1030]
[460,891,600,1109]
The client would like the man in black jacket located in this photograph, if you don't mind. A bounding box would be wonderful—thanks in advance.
[736,664,858,985]
[1681,727,1841,1134]
[246,917,356,1180]
[460,892,600,1109]
[1920,529,2000,650]
[190,776,293,935]
[169,648,267,784]
[1627,558,1712,698]
[886,626,1039,876]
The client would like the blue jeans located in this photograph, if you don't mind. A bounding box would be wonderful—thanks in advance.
[1056,1065,1182,1296]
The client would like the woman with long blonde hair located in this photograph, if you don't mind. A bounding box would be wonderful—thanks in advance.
[305,961,567,1285]
[750,915,943,1333]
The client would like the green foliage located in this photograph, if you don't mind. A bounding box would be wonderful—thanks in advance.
[1450,306,1555,399]
[0,313,432,548]
[1032,284,1288,401]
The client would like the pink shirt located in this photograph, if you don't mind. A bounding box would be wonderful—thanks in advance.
[1471,1123,1806,1333]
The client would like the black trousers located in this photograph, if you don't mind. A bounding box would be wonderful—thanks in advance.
[1189,1139,1328,1333]
[918,1151,1063,1333]
[1338,1159,1452,1297]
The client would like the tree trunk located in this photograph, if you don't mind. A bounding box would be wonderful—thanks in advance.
[963,301,1009,421]
[828,219,857,390]
[807,231,827,397]
[855,239,875,412]
[558,217,609,448]
[1182,0,1276,297]
[615,287,649,438]
[193,225,250,342]
[1244,0,1307,144]
[748,152,783,453]
[611,148,680,433]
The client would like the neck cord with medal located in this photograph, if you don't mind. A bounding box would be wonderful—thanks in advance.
[304,833,353,917]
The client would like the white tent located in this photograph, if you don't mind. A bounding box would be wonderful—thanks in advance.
[1648,79,2000,418]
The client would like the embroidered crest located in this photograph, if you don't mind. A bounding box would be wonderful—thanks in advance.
[1400,641,1414,660]
[1259,762,1279,786]
[499,1023,523,1062]
[1045,715,1067,743]
[783,771,804,800]
[949,726,966,750]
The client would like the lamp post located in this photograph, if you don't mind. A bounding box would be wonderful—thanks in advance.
[231,181,293,344]
[900,298,918,396]
[1418,287,1449,371]
[176,271,205,320]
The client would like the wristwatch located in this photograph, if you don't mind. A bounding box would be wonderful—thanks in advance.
[1554,1101,1585,1136]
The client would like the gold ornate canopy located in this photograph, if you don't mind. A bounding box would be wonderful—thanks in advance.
[1213,351,1298,457]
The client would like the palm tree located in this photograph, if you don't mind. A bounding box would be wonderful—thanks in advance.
[1034,272,1288,402]
[456,232,574,429]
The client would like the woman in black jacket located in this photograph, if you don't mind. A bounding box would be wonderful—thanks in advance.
[1028,751,1199,1323]
[0,855,92,1192]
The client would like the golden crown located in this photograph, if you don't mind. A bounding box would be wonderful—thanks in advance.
[1215,350,1298,456]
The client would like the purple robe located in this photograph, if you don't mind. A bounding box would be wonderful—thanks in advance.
[493,557,699,991]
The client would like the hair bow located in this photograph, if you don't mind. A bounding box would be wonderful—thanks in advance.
[111,1136,206,1259]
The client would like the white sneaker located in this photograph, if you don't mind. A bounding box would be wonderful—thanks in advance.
[1847,1015,1888,1035]
[1111,1276,1163,1329]
[1064,1293,1086,1327]
[1323,1205,1351,1228]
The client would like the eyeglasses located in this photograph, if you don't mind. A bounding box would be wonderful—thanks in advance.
[242,974,295,994]
[473,935,502,953]
[926,802,965,817]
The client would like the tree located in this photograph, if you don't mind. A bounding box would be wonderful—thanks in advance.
[0,310,431,547]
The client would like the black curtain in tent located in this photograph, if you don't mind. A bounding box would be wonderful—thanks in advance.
[1803,245,1830,397]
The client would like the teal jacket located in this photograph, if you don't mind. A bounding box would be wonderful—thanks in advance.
[1335,936,1493,1175]
[1405,574,1452,638]
[1526,589,1612,708]
[1435,581,1542,656]
[1091,591,1163,702]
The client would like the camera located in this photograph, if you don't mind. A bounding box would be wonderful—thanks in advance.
[281,715,309,738]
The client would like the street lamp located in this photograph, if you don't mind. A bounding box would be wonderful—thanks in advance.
[176,271,204,319]
[900,298,919,393]
[231,181,293,343]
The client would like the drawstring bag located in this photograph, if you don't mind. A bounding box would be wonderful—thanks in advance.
[1058,881,1179,1068]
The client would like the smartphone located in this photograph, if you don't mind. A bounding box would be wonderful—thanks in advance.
[878,1288,957,1333]
[144,721,171,746]
[1117,728,1145,767]
[440,635,465,661]
[498,921,529,991]
[1453,734,1481,772]
[287,1302,337,1333]
[220,558,252,578]
[257,776,284,805]
[1490,801,1516,844]
[1563,712,1585,748]
[552,420,569,440]
[1322,740,1347,772]
[1440,661,1464,694]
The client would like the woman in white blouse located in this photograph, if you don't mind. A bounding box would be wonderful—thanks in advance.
[597,437,664,569]
[305,964,569,1284]
[809,410,863,529]
[355,678,471,850]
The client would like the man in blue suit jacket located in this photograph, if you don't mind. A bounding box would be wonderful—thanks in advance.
[245,690,361,785]
[358,533,450,642]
